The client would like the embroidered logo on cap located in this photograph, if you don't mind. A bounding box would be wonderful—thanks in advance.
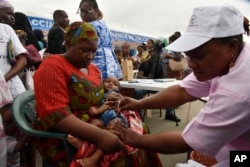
[189,15,198,27]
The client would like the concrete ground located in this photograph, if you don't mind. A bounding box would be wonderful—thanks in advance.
[144,100,204,167]
[35,100,204,167]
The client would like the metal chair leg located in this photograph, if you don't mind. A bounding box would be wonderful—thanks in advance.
[186,102,192,123]
[172,108,179,126]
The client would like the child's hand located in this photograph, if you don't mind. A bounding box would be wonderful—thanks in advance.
[89,106,98,115]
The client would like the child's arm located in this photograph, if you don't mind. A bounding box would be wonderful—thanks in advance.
[89,104,110,116]
[13,134,29,153]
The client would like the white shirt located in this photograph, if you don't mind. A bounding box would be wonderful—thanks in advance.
[0,23,27,98]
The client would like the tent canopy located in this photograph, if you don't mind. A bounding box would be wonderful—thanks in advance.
[9,0,250,39]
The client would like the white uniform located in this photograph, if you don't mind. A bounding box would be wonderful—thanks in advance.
[0,23,27,98]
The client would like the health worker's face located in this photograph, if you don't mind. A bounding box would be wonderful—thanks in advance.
[185,39,237,82]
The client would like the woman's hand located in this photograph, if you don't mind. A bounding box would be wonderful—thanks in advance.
[106,96,142,112]
[4,54,27,82]
[96,128,126,153]
[105,92,123,113]
[107,119,141,146]
[106,91,122,101]
[55,114,125,154]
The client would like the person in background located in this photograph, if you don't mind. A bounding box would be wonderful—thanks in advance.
[164,32,186,80]
[13,12,40,50]
[79,0,122,79]
[0,2,28,167]
[108,5,250,167]
[6,134,29,167]
[141,39,154,62]
[33,29,47,50]
[46,9,69,54]
[0,0,15,26]
[118,42,135,67]
[130,48,137,57]
[0,0,28,131]
[134,54,181,122]
[133,45,143,70]
[13,12,42,69]
[141,42,147,52]
[114,45,122,61]
[244,16,249,36]
[162,33,186,121]
[174,31,181,38]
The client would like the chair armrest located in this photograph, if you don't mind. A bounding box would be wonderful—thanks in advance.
[23,127,67,140]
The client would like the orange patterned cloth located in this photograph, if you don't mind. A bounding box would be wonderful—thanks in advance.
[70,111,163,167]
[33,55,103,166]
[33,55,163,166]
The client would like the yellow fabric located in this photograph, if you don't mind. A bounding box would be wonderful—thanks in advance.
[64,21,98,48]
[141,51,151,62]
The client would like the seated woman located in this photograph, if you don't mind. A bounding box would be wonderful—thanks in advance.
[33,21,163,167]
[68,76,136,167]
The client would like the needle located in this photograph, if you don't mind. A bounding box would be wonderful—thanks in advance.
[117,100,120,115]
[115,100,120,123]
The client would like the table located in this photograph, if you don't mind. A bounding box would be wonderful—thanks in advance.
[120,79,181,92]
[120,79,208,103]
[120,79,181,121]
[120,79,208,123]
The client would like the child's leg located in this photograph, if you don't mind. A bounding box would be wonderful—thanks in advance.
[76,148,104,167]
[90,118,104,128]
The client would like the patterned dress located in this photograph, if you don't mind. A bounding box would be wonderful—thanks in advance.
[33,55,162,167]
[90,20,122,79]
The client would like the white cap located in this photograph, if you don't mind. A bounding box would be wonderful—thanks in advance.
[167,5,244,52]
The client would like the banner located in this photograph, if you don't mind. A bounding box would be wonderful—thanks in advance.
[28,16,54,31]
[27,16,157,44]
[110,30,155,43]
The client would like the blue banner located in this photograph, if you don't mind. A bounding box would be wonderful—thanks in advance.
[28,16,54,31]
[27,16,155,43]
[110,30,155,43]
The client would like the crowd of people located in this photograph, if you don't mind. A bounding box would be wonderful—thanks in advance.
[1,0,250,167]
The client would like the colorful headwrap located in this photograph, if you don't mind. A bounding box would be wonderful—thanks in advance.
[64,21,98,48]
[0,0,14,10]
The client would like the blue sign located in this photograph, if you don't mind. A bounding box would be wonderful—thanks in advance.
[27,16,155,43]
[110,30,155,43]
[27,16,53,31]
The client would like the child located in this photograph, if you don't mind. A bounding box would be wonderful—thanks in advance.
[68,77,132,167]
[0,106,29,167]
[6,134,29,167]
[88,77,128,128]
